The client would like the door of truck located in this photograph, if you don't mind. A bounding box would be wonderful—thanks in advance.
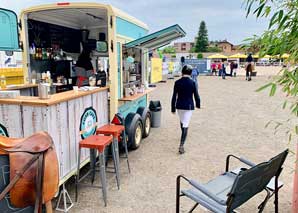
[0,8,20,51]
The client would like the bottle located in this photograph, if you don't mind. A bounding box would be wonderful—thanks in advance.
[46,71,51,83]
[0,75,6,89]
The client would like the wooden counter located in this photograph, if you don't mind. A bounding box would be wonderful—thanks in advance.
[0,87,109,184]
[0,87,108,106]
[118,88,155,101]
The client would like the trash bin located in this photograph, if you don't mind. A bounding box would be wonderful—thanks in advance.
[149,100,162,128]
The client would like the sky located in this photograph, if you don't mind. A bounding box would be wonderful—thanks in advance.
[1,0,269,45]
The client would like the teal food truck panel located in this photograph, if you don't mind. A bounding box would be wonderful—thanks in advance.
[116,17,148,40]
[0,8,20,51]
[118,95,147,118]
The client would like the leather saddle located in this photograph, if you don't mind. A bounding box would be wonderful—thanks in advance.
[0,132,59,212]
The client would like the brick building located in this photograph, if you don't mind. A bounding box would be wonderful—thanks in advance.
[174,42,194,53]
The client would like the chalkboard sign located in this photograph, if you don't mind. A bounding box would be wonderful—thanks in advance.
[28,19,81,53]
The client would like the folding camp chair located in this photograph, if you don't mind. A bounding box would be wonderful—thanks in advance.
[176,149,288,213]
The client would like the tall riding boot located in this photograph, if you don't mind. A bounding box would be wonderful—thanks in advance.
[179,127,188,154]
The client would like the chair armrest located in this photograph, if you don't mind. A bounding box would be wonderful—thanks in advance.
[226,154,256,172]
[189,179,226,205]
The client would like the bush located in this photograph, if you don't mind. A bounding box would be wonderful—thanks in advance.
[197,53,203,59]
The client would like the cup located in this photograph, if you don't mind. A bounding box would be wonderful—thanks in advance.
[32,79,36,84]
[73,86,79,93]
[68,78,72,85]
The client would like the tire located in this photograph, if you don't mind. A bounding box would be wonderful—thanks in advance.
[142,113,151,138]
[125,113,143,149]
[136,107,151,138]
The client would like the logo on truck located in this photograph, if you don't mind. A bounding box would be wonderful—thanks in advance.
[80,107,97,139]
[0,123,9,137]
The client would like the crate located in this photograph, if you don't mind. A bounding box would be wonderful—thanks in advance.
[0,68,24,84]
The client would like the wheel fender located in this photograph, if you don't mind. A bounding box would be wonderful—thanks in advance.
[136,107,150,128]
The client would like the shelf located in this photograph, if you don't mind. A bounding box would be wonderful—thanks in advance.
[118,88,156,102]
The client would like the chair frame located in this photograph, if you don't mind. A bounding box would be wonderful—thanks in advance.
[176,150,288,213]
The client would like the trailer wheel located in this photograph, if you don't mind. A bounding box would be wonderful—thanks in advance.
[136,107,151,138]
[143,113,151,138]
[125,113,143,149]
[131,120,142,149]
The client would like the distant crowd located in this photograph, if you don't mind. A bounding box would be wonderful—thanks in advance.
[210,61,239,79]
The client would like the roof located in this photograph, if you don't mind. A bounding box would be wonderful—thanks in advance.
[20,2,148,31]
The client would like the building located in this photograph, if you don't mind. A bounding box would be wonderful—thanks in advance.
[174,42,194,53]
[215,40,240,54]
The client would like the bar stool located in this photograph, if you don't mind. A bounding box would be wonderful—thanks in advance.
[75,134,119,206]
[96,124,131,174]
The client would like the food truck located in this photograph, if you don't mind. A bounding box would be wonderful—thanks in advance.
[0,2,185,185]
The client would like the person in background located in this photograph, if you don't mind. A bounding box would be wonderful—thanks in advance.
[246,53,254,81]
[191,66,199,89]
[246,53,253,63]
[217,62,222,76]
[233,62,238,77]
[221,61,227,79]
[96,65,107,87]
[230,61,234,76]
[211,62,217,76]
[171,65,201,154]
[75,48,94,86]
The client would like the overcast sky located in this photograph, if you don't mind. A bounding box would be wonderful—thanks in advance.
[1,0,268,45]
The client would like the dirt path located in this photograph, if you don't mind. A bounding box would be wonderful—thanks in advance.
[66,75,294,213]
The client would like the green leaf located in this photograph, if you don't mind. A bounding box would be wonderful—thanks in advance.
[278,10,284,22]
[282,101,287,109]
[255,3,266,18]
[256,82,273,92]
[269,84,277,96]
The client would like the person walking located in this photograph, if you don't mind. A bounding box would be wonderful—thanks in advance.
[191,66,199,89]
[171,65,201,154]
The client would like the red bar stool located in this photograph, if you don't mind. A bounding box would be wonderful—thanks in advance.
[75,134,116,206]
[97,124,131,175]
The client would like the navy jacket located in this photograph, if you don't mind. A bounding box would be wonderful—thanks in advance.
[171,77,201,112]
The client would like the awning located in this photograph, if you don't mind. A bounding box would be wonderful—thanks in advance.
[124,24,186,51]
[228,53,247,59]
[207,53,228,59]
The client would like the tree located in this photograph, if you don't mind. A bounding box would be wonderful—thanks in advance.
[197,53,203,59]
[195,21,209,52]
[245,1,298,211]
[161,46,176,54]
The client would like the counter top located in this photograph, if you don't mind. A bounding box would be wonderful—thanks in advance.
[118,88,156,101]
[1,84,38,90]
[0,87,109,106]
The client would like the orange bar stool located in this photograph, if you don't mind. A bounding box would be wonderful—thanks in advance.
[75,134,116,207]
[97,124,131,175]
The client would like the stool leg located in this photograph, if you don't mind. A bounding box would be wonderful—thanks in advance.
[75,147,81,202]
[90,149,97,185]
[111,137,120,189]
[123,131,131,173]
[99,152,107,206]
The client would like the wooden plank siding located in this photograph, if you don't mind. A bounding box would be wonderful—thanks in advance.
[0,89,109,183]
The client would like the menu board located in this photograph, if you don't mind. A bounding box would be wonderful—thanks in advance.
[28,19,81,53]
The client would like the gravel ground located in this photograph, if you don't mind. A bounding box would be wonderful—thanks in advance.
[62,73,295,213]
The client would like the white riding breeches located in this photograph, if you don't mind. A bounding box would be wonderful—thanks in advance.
[177,110,193,128]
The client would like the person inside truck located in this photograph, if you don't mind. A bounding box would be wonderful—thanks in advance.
[75,48,94,86]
